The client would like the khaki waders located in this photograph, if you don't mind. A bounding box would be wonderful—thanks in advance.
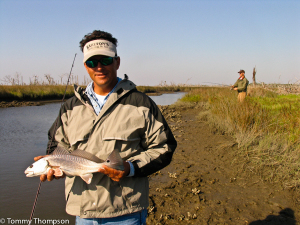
[238,92,247,102]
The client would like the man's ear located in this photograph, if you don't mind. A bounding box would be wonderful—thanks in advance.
[116,57,120,70]
[83,62,89,71]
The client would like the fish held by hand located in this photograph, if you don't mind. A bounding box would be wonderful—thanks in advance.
[24,147,124,184]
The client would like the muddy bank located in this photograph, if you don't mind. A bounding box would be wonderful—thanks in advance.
[0,100,63,108]
[0,100,42,108]
[147,104,299,225]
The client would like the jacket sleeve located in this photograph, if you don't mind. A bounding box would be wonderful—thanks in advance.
[47,116,60,154]
[46,101,71,154]
[233,80,239,88]
[130,99,177,177]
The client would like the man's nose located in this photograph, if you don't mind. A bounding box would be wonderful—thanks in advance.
[95,62,105,69]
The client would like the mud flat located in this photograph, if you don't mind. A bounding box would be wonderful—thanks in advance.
[147,104,299,225]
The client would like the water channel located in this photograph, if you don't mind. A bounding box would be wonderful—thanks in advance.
[0,92,185,223]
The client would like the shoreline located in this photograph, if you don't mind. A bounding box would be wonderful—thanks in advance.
[0,99,63,108]
[0,91,181,108]
[147,104,299,224]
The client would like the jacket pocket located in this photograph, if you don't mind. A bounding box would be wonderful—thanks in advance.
[102,123,143,159]
[66,125,93,149]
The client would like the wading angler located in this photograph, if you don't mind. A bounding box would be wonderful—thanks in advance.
[231,69,249,102]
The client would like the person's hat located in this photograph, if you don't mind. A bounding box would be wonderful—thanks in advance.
[238,69,245,74]
[83,39,117,63]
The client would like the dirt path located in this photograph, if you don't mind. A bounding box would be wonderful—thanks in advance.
[147,105,298,225]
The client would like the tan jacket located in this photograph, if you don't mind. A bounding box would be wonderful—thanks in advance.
[47,77,177,218]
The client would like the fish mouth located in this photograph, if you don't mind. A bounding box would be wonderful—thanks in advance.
[25,171,34,177]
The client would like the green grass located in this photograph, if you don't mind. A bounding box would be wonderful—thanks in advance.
[179,86,300,188]
[251,94,300,143]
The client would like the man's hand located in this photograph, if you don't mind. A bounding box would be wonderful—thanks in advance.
[98,161,130,182]
[33,155,65,182]
[234,88,238,91]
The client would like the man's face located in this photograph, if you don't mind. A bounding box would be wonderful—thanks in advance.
[239,72,245,78]
[84,55,120,95]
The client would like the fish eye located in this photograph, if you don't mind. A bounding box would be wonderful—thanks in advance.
[106,160,110,163]
[29,165,33,168]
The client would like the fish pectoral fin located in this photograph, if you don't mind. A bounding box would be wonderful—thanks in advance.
[53,168,64,177]
[80,174,93,184]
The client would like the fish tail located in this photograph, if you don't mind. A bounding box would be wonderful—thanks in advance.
[106,149,125,171]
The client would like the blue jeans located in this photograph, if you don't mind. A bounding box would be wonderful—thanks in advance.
[75,209,147,225]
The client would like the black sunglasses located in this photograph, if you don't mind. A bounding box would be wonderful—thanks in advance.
[85,57,117,68]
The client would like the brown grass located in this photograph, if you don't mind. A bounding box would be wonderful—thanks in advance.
[0,85,74,101]
[180,86,300,188]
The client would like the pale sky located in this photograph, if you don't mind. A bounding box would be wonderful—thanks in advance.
[0,0,299,86]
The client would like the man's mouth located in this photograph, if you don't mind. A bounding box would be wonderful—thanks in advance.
[95,74,106,77]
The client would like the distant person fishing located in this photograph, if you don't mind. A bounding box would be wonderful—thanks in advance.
[26,30,177,225]
[231,69,249,102]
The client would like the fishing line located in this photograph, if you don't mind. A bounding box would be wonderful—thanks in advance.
[28,53,77,225]
[46,53,77,155]
[202,82,231,87]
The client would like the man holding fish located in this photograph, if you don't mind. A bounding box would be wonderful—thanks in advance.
[26,30,177,224]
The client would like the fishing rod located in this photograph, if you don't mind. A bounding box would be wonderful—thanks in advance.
[28,53,77,225]
[202,82,233,90]
[202,82,232,87]
[202,82,237,90]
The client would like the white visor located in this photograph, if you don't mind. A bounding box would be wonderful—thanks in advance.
[83,40,117,63]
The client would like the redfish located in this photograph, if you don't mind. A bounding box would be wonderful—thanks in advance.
[24,147,124,184]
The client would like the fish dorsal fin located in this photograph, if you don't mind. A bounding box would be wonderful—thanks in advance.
[71,149,104,163]
[106,149,125,171]
[80,174,93,184]
[51,146,70,155]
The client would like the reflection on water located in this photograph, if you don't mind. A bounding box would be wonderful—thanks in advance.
[0,92,185,221]
[149,92,185,106]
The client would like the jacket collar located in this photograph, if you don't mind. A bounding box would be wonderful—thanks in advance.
[73,74,137,108]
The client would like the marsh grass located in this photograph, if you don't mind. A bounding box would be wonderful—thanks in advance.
[0,85,74,101]
[137,85,197,94]
[181,86,300,188]
[0,84,197,102]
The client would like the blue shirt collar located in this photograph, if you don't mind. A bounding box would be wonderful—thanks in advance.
[85,77,122,115]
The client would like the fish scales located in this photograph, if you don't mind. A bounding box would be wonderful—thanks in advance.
[47,155,100,174]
